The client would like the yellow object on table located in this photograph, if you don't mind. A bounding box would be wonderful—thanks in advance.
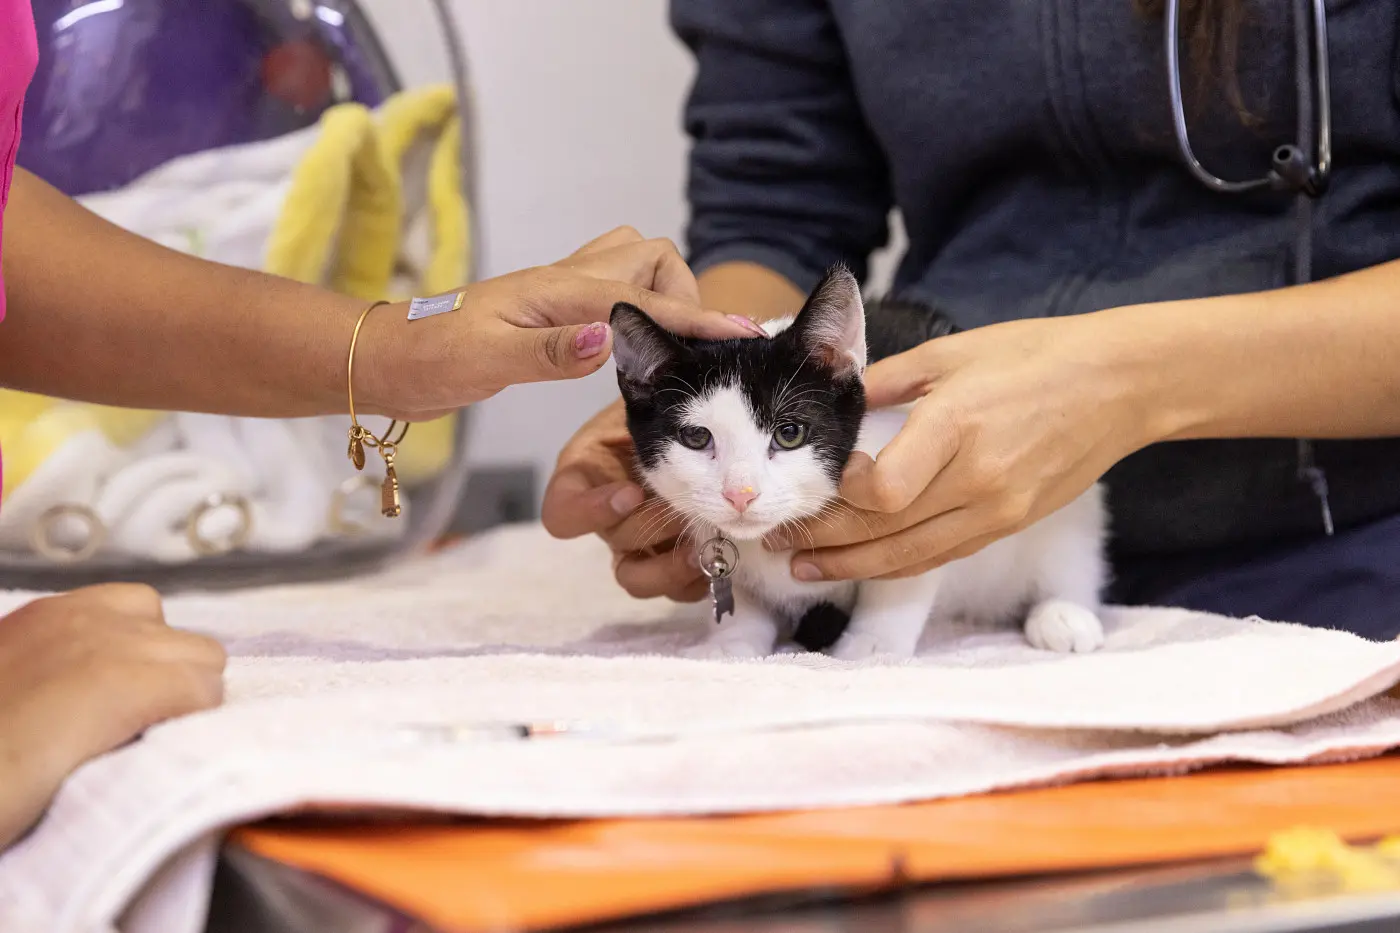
[1256,826,1400,893]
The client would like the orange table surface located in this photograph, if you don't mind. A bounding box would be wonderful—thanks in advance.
[231,753,1400,932]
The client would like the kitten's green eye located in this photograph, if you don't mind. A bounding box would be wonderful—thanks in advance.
[773,422,807,450]
[678,425,713,450]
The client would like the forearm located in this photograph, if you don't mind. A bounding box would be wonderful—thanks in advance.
[1101,257,1400,445]
[0,168,379,417]
[0,774,42,853]
[0,716,58,851]
[697,261,806,322]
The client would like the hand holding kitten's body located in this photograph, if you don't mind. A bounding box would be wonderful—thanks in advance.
[611,267,1108,660]
[681,407,1107,661]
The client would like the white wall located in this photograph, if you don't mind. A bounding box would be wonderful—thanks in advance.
[359,0,901,495]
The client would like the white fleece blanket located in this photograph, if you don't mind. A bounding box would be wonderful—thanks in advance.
[4,524,1400,933]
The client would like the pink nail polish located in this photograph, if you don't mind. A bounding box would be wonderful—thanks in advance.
[575,322,610,358]
[727,315,769,338]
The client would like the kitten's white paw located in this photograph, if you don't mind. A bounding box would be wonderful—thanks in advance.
[828,630,919,661]
[681,636,769,660]
[1024,599,1105,653]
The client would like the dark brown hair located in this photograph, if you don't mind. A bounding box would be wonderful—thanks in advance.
[1136,0,1254,123]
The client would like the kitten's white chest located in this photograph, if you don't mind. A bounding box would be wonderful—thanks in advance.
[732,540,856,620]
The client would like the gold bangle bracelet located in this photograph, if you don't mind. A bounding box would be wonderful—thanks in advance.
[346,299,410,518]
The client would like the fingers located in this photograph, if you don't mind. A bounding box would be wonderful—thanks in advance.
[566,225,645,257]
[541,403,642,540]
[587,277,759,339]
[542,473,646,540]
[861,347,942,409]
[790,507,990,582]
[565,234,701,304]
[539,237,763,340]
[603,500,686,553]
[760,465,929,550]
[60,585,226,671]
[472,312,623,395]
[763,501,891,552]
[671,579,711,604]
[602,238,703,305]
[638,293,767,341]
[522,320,615,384]
[874,530,1003,580]
[64,582,164,621]
[613,545,706,601]
[141,627,230,670]
[121,655,225,733]
[842,399,961,513]
[537,274,758,341]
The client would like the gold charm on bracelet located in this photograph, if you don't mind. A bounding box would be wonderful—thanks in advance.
[379,445,402,518]
[347,426,368,471]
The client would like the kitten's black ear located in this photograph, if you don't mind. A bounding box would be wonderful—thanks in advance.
[791,264,866,378]
[610,302,681,387]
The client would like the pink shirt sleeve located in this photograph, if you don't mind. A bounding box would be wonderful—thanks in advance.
[0,0,38,325]
[0,0,38,506]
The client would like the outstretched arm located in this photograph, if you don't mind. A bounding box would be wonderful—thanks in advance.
[0,170,752,421]
[777,256,1400,582]
[0,168,367,416]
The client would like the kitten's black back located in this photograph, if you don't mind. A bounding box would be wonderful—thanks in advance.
[865,296,961,364]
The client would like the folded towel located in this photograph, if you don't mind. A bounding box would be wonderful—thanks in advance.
[1,523,1399,933]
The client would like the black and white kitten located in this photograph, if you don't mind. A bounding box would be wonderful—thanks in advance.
[611,266,1107,660]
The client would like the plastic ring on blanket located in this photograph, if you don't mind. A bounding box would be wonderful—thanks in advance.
[185,492,253,557]
[327,474,377,537]
[29,503,107,564]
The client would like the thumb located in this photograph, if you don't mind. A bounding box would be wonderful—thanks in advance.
[520,321,614,384]
[862,347,937,408]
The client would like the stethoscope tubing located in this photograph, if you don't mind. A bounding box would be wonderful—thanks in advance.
[1164,0,1331,199]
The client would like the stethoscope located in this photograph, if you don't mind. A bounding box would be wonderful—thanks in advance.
[1164,0,1335,535]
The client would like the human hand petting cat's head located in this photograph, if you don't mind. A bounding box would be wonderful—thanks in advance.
[542,267,868,603]
[355,226,765,422]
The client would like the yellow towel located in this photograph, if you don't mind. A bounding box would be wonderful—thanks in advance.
[0,391,164,498]
[266,85,468,483]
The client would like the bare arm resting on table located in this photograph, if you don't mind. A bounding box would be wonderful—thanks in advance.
[0,585,225,851]
[0,170,754,420]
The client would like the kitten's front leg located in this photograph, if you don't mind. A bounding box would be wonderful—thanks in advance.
[680,587,780,660]
[830,571,941,661]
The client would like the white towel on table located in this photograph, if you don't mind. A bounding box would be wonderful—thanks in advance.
[2,523,1400,933]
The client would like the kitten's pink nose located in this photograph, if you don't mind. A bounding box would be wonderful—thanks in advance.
[723,485,760,513]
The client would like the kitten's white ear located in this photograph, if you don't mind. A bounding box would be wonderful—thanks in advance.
[792,265,867,377]
[611,302,681,386]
